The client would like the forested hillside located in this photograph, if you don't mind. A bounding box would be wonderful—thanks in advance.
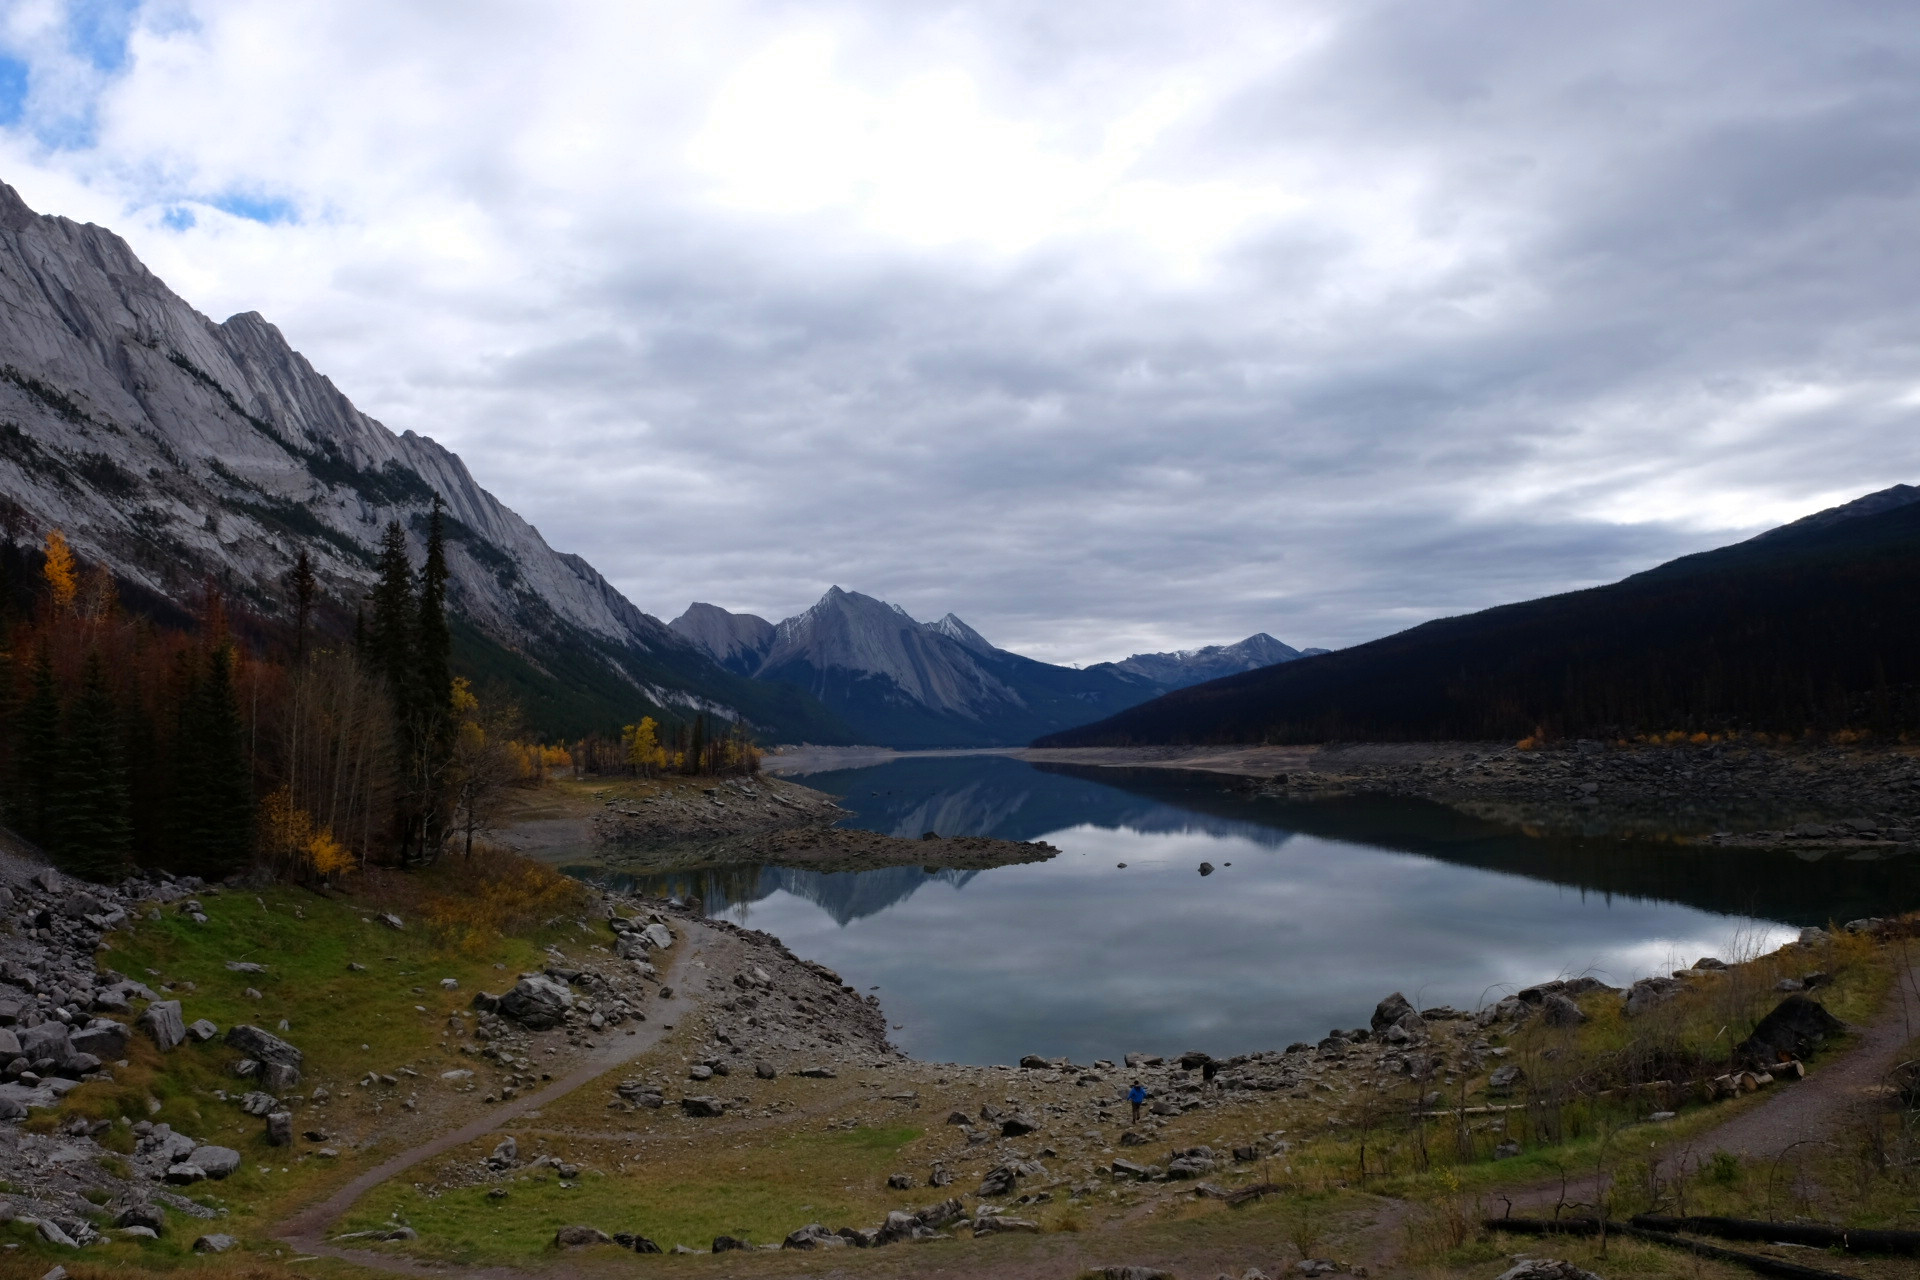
[1039,486,1920,746]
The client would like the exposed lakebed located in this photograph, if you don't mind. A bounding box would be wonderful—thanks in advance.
[565,755,1920,1065]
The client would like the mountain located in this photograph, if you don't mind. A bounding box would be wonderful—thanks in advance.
[672,588,1312,747]
[0,180,847,741]
[1038,485,1920,746]
[1090,633,1321,690]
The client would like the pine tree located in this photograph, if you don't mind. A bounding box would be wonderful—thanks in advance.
[49,650,131,880]
[367,521,415,696]
[409,499,455,857]
[174,644,253,878]
[288,549,317,661]
[11,647,59,847]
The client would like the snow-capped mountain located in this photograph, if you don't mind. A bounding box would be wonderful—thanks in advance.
[0,181,842,740]
[670,588,1319,747]
[1092,633,1324,690]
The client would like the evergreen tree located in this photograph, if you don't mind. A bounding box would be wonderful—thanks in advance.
[288,549,317,662]
[49,650,131,880]
[174,645,253,878]
[367,521,415,697]
[411,499,455,856]
[11,647,59,847]
[685,714,708,776]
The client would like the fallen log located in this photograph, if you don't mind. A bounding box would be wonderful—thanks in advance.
[1634,1214,1920,1256]
[1484,1218,1855,1280]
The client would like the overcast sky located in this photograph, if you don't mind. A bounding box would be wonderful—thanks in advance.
[2,1,1916,665]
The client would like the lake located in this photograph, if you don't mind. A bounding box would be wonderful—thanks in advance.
[572,755,1920,1066]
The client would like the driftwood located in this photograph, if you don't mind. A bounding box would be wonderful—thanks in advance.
[1484,1217,1855,1280]
[1634,1213,1920,1256]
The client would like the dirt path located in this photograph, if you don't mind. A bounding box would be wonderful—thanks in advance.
[271,925,721,1272]
[1499,956,1920,1215]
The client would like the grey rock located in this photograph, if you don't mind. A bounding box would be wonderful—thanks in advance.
[755,1061,777,1079]
[192,1234,238,1253]
[116,1204,165,1233]
[187,1019,219,1042]
[138,1001,186,1052]
[266,1111,293,1146]
[497,975,573,1030]
[164,1163,207,1184]
[680,1095,726,1117]
[554,1225,612,1247]
[1488,1065,1525,1092]
[1541,994,1587,1027]
[1494,1261,1603,1280]
[36,1219,77,1248]
[190,1146,242,1179]
[886,1173,915,1189]
[69,1023,126,1059]
[20,1022,72,1060]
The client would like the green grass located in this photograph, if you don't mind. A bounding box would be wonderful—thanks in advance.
[335,1124,930,1263]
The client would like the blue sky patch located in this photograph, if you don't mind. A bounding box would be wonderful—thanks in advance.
[210,192,298,225]
[161,205,195,230]
[0,56,27,126]
[67,0,141,74]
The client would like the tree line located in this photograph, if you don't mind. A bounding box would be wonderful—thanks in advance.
[0,502,757,883]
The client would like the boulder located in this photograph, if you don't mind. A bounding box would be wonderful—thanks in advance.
[69,1024,127,1060]
[190,1146,242,1179]
[21,1022,72,1061]
[1019,1054,1051,1069]
[554,1225,612,1247]
[1111,1158,1151,1178]
[1166,1155,1214,1179]
[266,1112,293,1146]
[1737,995,1845,1067]
[138,1001,186,1052]
[1000,1115,1039,1136]
[187,1019,219,1042]
[497,976,573,1030]
[192,1234,237,1254]
[115,1205,164,1234]
[712,1235,749,1252]
[973,1216,1040,1235]
[164,1163,206,1184]
[1488,1065,1524,1092]
[1494,1261,1602,1280]
[680,1095,726,1117]
[783,1223,844,1250]
[641,922,672,950]
[945,1110,971,1125]
[1370,992,1419,1033]
[1623,976,1682,1017]
[977,1165,1018,1196]
[755,1061,777,1079]
[1541,994,1587,1027]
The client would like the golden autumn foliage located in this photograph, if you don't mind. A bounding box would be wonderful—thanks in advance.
[415,844,586,953]
[621,716,668,775]
[509,740,572,782]
[259,786,357,879]
[42,528,77,610]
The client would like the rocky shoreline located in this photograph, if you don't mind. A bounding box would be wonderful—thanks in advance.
[587,772,1057,874]
[1236,739,1920,847]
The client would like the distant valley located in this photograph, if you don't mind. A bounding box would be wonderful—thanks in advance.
[670,589,1317,747]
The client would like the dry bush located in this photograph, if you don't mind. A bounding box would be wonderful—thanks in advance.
[396,844,590,952]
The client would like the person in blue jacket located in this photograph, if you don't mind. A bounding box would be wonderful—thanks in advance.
[1127,1081,1147,1124]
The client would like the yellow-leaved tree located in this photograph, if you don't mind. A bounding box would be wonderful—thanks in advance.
[621,716,667,777]
[42,529,77,611]
[260,786,357,881]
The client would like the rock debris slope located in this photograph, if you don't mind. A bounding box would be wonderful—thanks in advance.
[0,181,827,736]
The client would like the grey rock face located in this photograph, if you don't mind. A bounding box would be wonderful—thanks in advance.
[225,1025,302,1089]
[0,181,747,727]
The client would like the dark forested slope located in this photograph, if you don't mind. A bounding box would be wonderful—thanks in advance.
[1038,486,1920,746]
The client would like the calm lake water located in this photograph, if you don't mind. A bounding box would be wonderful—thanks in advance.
[574,756,1920,1066]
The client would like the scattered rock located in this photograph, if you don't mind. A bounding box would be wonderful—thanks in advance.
[681,1095,726,1117]
[554,1225,612,1248]
[1737,995,1845,1067]
[191,1233,237,1253]
[190,1146,242,1179]
[497,975,574,1030]
[1494,1260,1602,1280]
[138,1000,186,1052]
[886,1173,915,1189]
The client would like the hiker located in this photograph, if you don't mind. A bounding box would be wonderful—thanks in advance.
[1128,1081,1147,1124]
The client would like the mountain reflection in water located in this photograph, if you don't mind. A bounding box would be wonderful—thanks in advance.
[573,755,1920,1065]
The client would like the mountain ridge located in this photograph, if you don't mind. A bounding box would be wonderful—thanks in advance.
[670,590,1315,746]
[0,180,845,740]
[1037,484,1920,747]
